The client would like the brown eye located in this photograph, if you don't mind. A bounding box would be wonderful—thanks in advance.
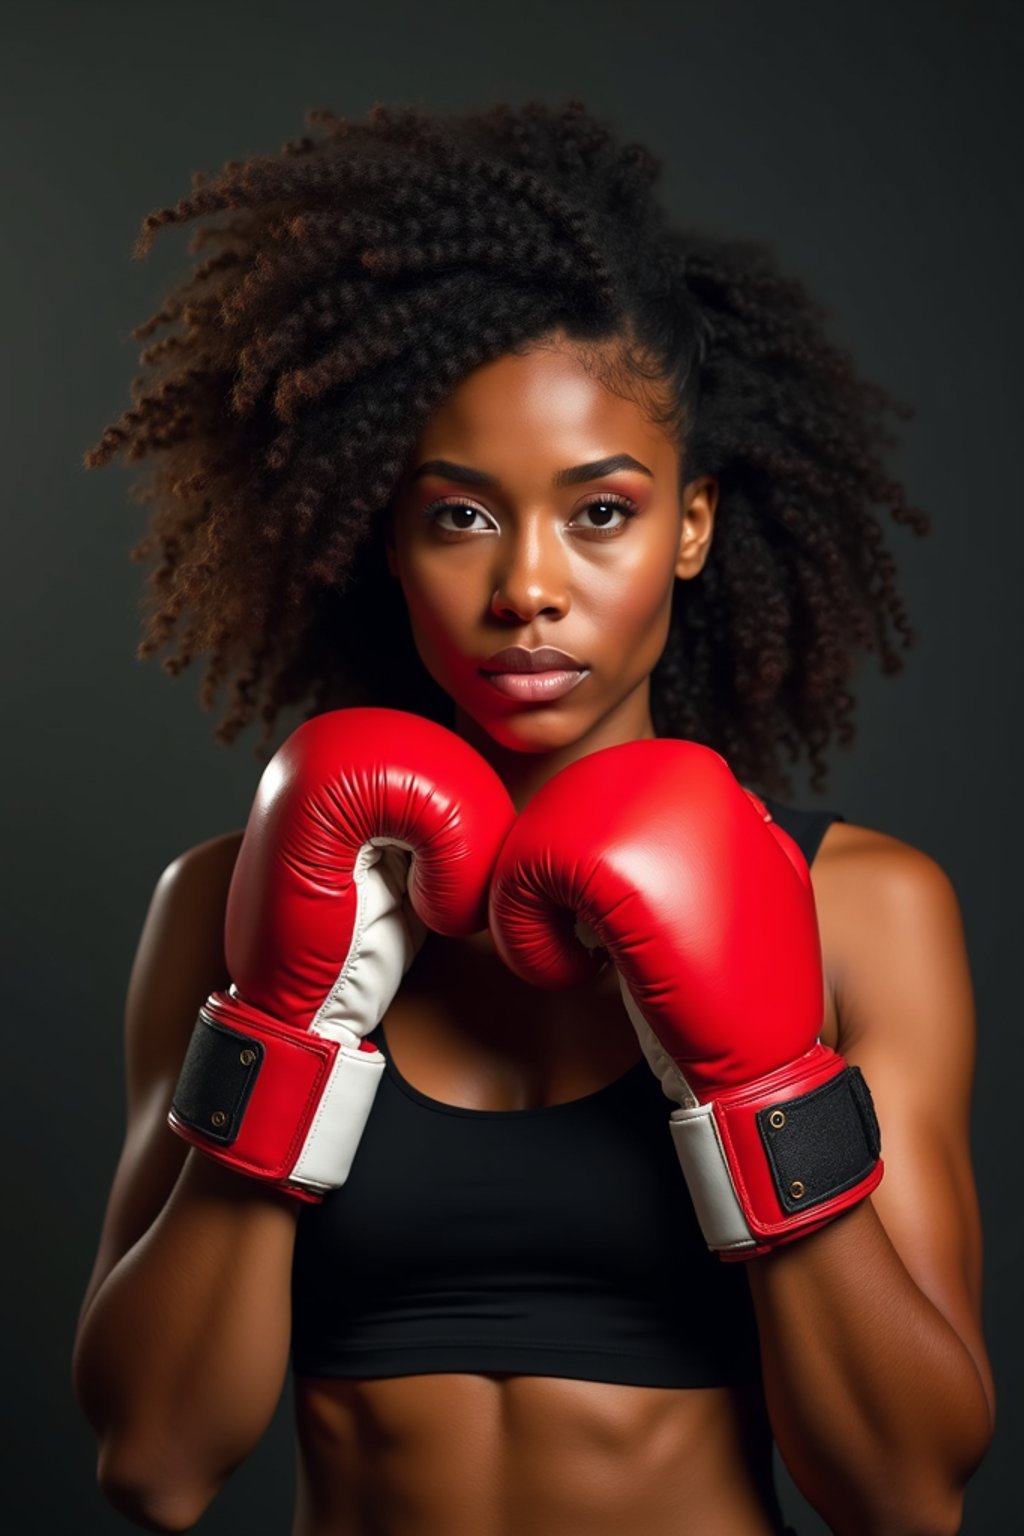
[422,499,494,534]
[440,505,483,532]
[572,495,638,533]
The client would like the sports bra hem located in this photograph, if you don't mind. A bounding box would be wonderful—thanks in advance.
[297,1336,715,1361]
[290,1344,763,1389]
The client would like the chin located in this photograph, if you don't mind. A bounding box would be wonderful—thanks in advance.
[464,706,591,755]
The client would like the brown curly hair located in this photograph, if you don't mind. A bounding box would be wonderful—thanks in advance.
[84,97,929,797]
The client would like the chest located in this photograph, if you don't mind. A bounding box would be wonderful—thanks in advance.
[380,877,842,1112]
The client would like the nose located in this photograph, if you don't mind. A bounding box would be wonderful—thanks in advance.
[488,520,570,624]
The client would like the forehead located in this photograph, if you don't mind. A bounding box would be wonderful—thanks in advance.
[413,338,676,470]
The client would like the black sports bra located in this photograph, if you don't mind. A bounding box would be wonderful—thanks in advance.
[290,797,845,1388]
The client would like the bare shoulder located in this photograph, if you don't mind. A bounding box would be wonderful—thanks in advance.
[810,817,971,1055]
[156,828,246,903]
[813,813,929,876]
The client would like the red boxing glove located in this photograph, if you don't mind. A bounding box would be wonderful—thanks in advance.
[168,707,516,1202]
[489,740,882,1258]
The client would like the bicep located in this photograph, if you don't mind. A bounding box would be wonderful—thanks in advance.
[833,839,994,1416]
[78,833,243,1324]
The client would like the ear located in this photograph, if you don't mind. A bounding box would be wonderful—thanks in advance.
[675,475,718,580]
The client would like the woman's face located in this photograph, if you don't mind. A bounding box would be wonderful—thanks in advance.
[387,335,717,769]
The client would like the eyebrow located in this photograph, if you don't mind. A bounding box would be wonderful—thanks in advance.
[409,452,655,489]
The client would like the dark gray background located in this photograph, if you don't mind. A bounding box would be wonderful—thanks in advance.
[4,0,1019,1530]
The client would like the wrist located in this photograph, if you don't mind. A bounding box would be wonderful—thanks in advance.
[744,1194,877,1269]
[178,1147,304,1215]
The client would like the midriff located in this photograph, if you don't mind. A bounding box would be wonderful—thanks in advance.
[292,1372,782,1536]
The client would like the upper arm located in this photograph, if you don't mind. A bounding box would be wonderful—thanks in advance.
[77,831,245,1326]
[819,824,995,1423]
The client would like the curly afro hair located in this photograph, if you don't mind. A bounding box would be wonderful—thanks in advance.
[85,97,929,797]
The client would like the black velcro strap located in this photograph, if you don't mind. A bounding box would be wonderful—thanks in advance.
[171,1009,265,1146]
[756,1066,881,1214]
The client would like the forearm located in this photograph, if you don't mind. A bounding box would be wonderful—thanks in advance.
[746,1200,992,1536]
[73,1150,299,1521]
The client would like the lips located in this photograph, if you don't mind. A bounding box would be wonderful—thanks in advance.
[480,645,584,673]
[479,645,590,705]
[482,668,588,702]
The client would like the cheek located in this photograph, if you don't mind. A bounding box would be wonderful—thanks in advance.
[584,542,678,641]
[394,550,475,658]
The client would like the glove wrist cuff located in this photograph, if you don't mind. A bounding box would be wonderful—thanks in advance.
[669,1044,883,1259]
[167,990,384,1203]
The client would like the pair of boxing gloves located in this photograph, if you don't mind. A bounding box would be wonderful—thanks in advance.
[168,707,882,1259]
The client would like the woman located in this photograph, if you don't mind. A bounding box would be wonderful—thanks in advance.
[72,99,994,1534]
